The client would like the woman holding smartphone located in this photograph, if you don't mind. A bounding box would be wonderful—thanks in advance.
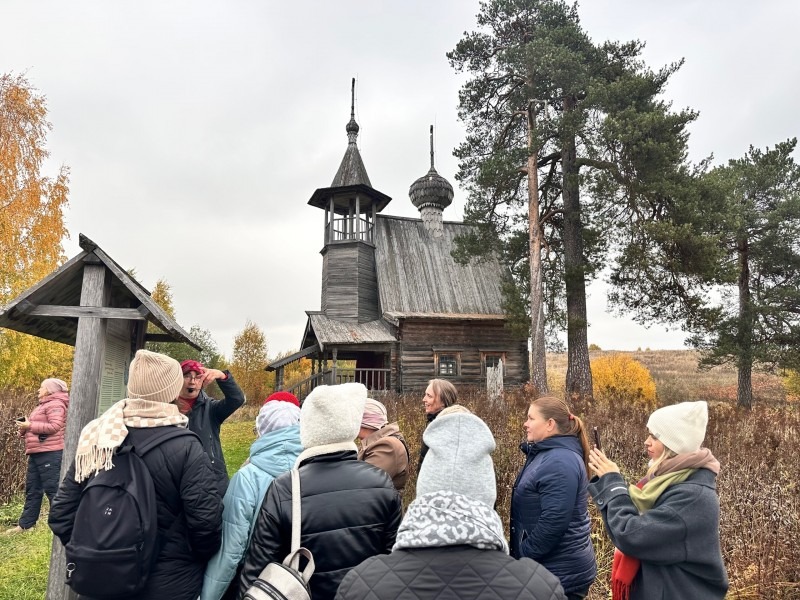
[510,396,597,599]
[588,401,728,600]
[5,378,70,534]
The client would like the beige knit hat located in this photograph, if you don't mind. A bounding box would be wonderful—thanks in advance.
[126,349,184,404]
[647,400,708,455]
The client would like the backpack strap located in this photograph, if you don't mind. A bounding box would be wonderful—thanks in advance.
[288,468,302,570]
[126,427,201,565]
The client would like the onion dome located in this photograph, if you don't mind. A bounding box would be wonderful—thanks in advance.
[409,125,454,212]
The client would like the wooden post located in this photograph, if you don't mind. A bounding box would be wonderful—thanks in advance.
[276,367,284,391]
[331,348,338,385]
[328,197,335,243]
[355,194,361,239]
[371,203,377,243]
[324,203,329,247]
[46,258,110,600]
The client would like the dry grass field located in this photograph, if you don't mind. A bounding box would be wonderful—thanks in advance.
[1,350,798,599]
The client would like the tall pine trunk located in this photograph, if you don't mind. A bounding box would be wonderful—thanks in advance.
[528,100,548,396]
[562,96,593,402]
[737,234,753,409]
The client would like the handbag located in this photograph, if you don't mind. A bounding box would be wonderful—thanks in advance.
[243,469,316,600]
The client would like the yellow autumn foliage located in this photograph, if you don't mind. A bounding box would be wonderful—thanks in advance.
[781,370,800,403]
[591,353,657,408]
[0,73,72,391]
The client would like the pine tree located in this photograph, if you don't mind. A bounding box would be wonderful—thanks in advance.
[449,0,696,400]
[693,139,800,408]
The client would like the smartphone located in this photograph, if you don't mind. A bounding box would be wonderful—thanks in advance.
[592,426,601,450]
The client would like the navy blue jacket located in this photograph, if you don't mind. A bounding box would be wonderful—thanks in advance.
[186,372,245,495]
[510,435,596,595]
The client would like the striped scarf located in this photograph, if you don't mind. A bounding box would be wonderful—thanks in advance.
[74,398,188,482]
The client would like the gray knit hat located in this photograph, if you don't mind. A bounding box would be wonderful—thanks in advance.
[126,349,184,404]
[416,412,497,508]
[647,400,708,454]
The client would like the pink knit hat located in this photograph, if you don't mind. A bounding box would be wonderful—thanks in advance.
[41,378,68,394]
[361,398,388,430]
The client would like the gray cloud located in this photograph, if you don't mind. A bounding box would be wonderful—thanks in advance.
[4,0,798,357]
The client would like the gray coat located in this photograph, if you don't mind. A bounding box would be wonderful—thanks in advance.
[589,468,728,600]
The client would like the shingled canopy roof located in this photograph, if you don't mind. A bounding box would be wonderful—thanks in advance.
[0,234,199,348]
[374,215,508,318]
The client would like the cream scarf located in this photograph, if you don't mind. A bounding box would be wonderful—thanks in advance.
[74,398,188,482]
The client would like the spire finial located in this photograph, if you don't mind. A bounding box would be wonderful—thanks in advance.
[351,78,356,120]
[430,124,435,170]
[346,77,359,144]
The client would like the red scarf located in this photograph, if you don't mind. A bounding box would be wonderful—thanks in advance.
[177,395,198,414]
[609,450,720,600]
[610,477,646,600]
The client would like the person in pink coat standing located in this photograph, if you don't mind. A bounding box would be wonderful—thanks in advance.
[5,378,70,534]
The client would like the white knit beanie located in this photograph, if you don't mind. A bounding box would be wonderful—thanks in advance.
[126,349,184,404]
[297,383,366,460]
[416,412,497,508]
[256,401,301,437]
[647,400,708,454]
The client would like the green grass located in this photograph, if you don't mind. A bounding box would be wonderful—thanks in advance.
[0,499,53,600]
[0,420,255,600]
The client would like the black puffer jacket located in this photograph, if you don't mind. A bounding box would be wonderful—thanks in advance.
[49,426,223,600]
[335,545,566,600]
[238,451,402,600]
[186,372,245,494]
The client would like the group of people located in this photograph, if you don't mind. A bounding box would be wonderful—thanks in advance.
[7,350,729,600]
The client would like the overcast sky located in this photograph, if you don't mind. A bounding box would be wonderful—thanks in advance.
[4,1,799,359]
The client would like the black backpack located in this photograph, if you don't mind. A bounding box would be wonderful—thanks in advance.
[64,427,197,599]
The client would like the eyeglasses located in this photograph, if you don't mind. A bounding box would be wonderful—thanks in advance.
[183,374,204,382]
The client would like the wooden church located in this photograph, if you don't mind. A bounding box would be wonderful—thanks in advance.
[268,81,529,395]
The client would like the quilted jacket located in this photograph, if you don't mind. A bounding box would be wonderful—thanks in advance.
[22,391,69,454]
[336,546,566,600]
[49,426,223,600]
[336,491,566,600]
[200,425,302,600]
[510,435,597,594]
[237,451,402,600]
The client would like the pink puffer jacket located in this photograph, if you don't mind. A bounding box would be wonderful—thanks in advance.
[22,391,69,454]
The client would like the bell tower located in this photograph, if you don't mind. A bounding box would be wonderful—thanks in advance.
[307,79,392,322]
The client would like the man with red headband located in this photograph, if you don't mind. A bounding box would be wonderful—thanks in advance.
[179,359,245,494]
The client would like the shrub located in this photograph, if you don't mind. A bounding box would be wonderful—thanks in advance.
[0,389,36,504]
[782,369,800,402]
[591,353,657,409]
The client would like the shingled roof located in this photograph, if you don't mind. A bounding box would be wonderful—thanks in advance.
[0,234,199,348]
[374,215,507,318]
[305,311,396,348]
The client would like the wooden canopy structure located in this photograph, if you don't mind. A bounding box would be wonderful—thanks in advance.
[0,233,199,600]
